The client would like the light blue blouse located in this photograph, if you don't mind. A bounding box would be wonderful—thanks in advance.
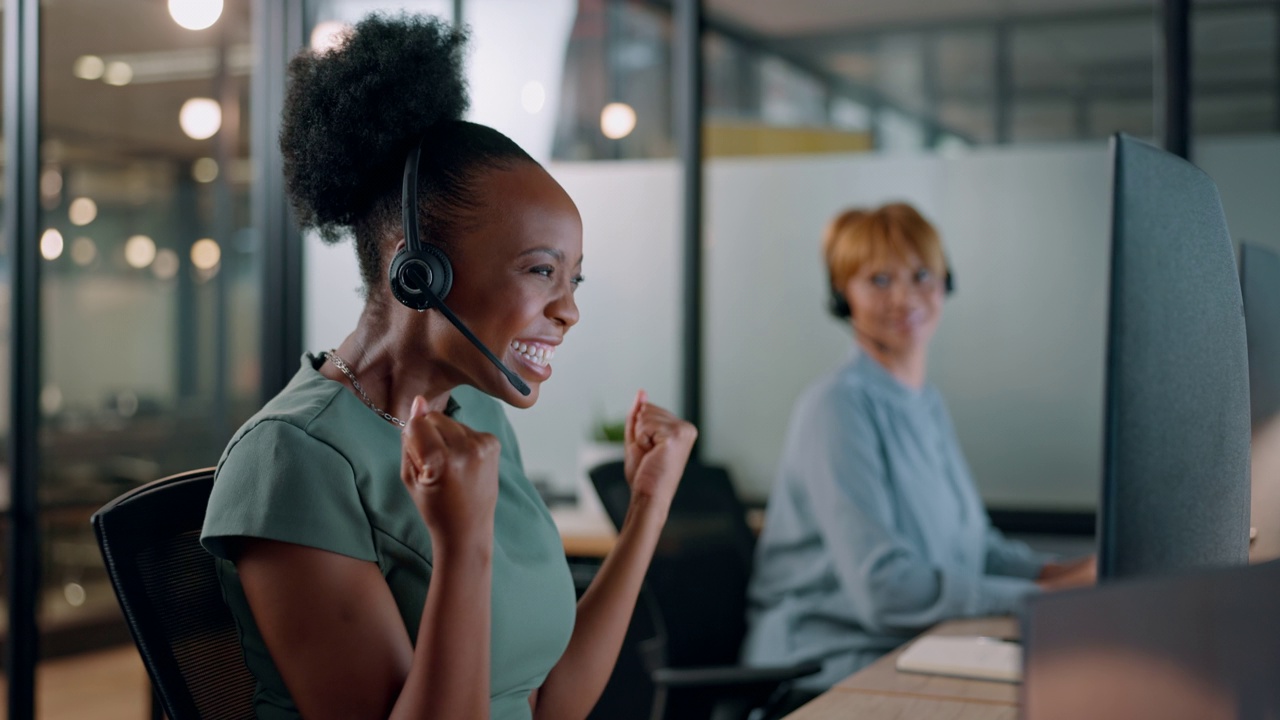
[741,351,1051,689]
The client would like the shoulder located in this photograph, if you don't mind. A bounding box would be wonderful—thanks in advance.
[219,369,350,471]
[203,377,375,562]
[792,360,878,429]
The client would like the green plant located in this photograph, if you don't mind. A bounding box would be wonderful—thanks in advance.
[593,419,627,443]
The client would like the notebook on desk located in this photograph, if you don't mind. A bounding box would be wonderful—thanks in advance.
[896,635,1022,683]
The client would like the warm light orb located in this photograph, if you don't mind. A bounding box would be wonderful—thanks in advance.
[192,157,219,183]
[103,61,133,86]
[70,237,97,266]
[64,582,86,607]
[125,235,157,269]
[73,55,105,80]
[522,81,546,114]
[191,238,221,270]
[169,0,224,31]
[40,167,63,199]
[180,98,222,140]
[600,102,637,140]
[40,229,64,261]
[153,249,180,279]
[40,384,63,416]
[310,20,350,53]
[69,197,98,226]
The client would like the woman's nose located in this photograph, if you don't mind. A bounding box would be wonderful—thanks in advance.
[550,287,580,328]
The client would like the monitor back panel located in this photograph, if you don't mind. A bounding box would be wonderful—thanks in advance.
[1099,134,1251,579]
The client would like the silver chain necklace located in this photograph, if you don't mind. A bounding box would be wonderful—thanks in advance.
[324,349,406,428]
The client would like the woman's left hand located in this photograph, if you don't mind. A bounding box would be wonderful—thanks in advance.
[623,389,698,510]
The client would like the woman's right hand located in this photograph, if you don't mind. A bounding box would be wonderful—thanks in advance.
[1036,555,1097,591]
[400,395,501,548]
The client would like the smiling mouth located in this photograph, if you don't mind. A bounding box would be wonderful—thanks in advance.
[509,340,556,367]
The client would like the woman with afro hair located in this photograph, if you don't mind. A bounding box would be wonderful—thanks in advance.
[200,14,697,720]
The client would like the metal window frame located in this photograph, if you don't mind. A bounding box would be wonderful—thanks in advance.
[5,0,41,716]
[254,0,307,402]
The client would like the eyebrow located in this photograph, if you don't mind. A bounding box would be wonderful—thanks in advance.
[520,247,584,267]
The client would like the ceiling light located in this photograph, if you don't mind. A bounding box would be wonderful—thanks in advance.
[103,61,133,86]
[169,0,224,31]
[70,237,97,266]
[40,385,63,416]
[40,167,62,199]
[600,102,637,140]
[40,229,64,261]
[68,197,97,226]
[191,238,221,270]
[179,98,221,140]
[124,235,157,269]
[192,157,218,183]
[152,249,180,280]
[73,55,105,80]
[311,21,350,53]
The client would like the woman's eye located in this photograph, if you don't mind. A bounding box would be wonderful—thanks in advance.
[532,265,554,278]
[870,273,892,288]
[914,269,933,283]
[570,274,585,289]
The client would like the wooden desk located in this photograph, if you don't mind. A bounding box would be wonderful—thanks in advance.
[788,617,1020,720]
[787,690,1017,720]
[551,506,617,558]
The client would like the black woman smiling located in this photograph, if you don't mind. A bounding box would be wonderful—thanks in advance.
[200,14,696,720]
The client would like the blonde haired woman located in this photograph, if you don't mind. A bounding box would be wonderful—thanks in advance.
[741,203,1093,703]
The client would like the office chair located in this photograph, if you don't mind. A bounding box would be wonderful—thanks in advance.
[589,460,820,720]
[93,468,257,720]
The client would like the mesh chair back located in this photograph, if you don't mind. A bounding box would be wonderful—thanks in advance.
[589,460,756,668]
[93,468,257,720]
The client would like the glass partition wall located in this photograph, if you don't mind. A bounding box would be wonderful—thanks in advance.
[1,1,263,716]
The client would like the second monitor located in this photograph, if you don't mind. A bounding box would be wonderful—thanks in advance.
[1097,134,1251,580]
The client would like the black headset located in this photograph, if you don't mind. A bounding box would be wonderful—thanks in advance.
[389,138,453,310]
[827,264,955,319]
[389,135,531,396]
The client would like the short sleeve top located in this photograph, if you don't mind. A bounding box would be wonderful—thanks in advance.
[201,354,577,720]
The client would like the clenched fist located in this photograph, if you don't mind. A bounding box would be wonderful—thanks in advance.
[400,396,501,548]
[623,389,698,510]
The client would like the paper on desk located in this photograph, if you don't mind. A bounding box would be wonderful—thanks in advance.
[896,635,1023,684]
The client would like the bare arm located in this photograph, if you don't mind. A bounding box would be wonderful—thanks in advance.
[235,536,491,720]
[534,391,696,720]
[234,399,500,720]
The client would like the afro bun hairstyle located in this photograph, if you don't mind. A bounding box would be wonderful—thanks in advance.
[280,13,468,242]
[279,13,537,295]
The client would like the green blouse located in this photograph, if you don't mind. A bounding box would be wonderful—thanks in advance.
[201,354,577,720]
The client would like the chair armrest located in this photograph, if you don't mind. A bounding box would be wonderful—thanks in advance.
[650,660,822,690]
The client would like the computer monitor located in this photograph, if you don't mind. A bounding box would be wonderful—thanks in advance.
[1097,134,1251,580]
[1241,241,1280,560]
[1241,242,1280,430]
[1022,560,1280,720]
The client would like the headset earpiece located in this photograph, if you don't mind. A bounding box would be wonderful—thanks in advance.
[828,280,852,319]
[390,135,455,311]
[389,242,453,311]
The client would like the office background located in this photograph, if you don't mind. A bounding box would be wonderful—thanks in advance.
[1,0,1277,717]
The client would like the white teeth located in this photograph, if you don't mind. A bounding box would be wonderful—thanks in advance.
[510,341,556,367]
